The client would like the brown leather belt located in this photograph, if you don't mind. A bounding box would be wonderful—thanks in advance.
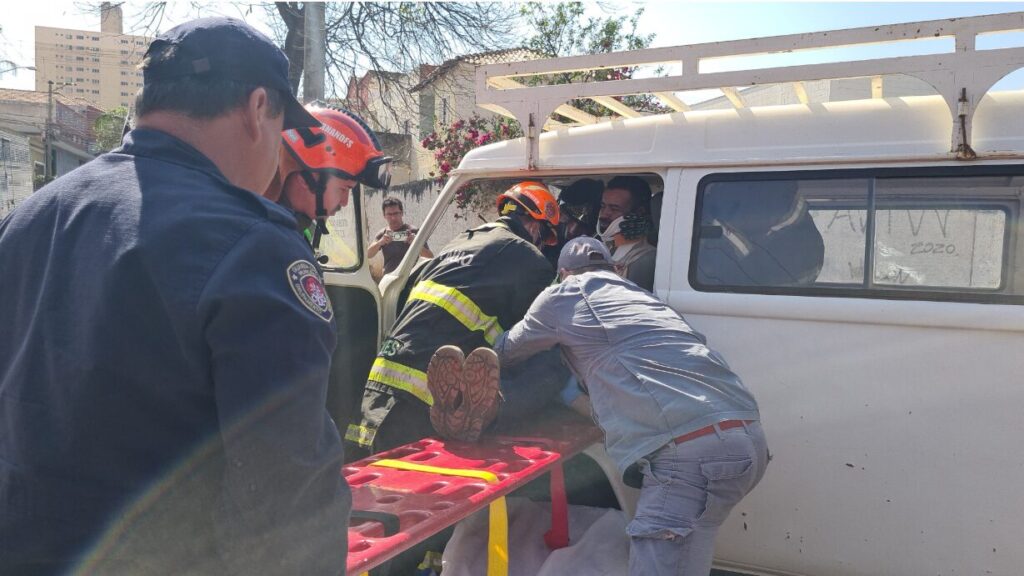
[674,420,752,444]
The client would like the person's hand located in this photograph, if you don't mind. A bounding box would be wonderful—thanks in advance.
[569,394,593,419]
[407,231,416,243]
[378,234,393,247]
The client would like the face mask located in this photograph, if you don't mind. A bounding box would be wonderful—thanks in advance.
[597,215,624,244]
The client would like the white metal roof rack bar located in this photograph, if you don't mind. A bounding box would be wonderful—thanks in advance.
[476,12,1024,169]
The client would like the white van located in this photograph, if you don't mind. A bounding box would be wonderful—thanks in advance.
[323,13,1024,576]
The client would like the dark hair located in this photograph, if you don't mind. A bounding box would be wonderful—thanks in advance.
[382,197,404,213]
[559,178,603,226]
[135,46,284,119]
[606,176,652,215]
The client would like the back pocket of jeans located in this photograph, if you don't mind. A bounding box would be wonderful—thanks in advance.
[700,458,752,481]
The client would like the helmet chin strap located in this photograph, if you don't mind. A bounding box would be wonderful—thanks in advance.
[300,171,331,263]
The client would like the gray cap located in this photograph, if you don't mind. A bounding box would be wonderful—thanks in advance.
[557,236,613,271]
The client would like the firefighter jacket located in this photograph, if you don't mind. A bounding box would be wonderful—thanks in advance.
[367,217,554,407]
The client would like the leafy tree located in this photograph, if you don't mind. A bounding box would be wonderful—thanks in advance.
[93,106,129,153]
[270,2,520,123]
[85,2,520,128]
[521,2,668,118]
[421,3,662,215]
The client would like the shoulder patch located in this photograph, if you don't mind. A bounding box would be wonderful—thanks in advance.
[287,260,334,322]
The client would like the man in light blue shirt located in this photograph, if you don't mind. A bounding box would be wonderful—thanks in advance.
[494,237,769,576]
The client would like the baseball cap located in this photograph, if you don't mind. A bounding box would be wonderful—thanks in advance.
[142,17,318,129]
[557,236,614,272]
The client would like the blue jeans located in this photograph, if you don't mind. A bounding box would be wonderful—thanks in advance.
[627,421,768,576]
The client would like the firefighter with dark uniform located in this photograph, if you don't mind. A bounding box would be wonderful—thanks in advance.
[345,182,562,458]
[265,105,392,258]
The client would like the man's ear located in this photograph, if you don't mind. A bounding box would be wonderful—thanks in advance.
[241,87,272,142]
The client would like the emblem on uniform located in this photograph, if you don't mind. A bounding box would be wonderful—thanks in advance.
[287,260,333,322]
[379,337,401,357]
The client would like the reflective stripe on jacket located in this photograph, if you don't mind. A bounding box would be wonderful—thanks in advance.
[367,218,553,405]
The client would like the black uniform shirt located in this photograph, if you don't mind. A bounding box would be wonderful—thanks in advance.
[0,129,349,574]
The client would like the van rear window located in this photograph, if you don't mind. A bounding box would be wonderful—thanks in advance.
[691,169,1023,303]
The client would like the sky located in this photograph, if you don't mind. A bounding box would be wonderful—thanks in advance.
[3,1,1024,94]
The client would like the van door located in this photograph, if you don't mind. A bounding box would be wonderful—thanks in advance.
[318,188,382,436]
[666,165,1024,576]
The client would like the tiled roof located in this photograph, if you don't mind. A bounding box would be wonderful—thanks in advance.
[410,47,549,92]
[0,87,102,110]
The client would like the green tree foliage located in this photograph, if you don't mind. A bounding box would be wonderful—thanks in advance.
[521,2,668,118]
[421,2,662,214]
[523,2,652,58]
[93,106,129,153]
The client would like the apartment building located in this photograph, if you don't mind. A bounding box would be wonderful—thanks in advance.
[34,3,150,111]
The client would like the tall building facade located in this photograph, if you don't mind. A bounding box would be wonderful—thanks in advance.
[34,3,150,112]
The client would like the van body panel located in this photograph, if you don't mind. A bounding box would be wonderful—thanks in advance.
[461,93,1024,174]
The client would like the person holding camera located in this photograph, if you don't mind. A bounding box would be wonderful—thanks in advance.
[368,197,433,275]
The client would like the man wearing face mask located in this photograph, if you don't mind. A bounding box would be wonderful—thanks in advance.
[598,175,657,291]
[345,181,562,458]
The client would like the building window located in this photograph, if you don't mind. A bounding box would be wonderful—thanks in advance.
[418,92,435,139]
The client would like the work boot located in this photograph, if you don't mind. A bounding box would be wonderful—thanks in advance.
[427,346,501,442]
[427,345,465,439]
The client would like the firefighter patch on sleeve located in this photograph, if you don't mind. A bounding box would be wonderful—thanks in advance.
[287,260,333,322]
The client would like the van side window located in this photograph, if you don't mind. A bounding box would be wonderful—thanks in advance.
[692,171,1022,303]
[319,189,363,271]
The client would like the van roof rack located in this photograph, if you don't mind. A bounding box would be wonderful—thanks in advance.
[476,12,1024,168]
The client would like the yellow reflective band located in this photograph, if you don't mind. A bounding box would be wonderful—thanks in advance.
[369,358,433,405]
[371,459,499,482]
[371,459,508,576]
[345,423,377,448]
[409,280,504,345]
[488,497,509,576]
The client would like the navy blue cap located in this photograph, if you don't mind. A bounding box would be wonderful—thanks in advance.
[142,17,318,129]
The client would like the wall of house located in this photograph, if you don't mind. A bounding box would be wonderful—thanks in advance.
[0,129,34,217]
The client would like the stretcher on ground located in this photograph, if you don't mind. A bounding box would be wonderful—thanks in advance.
[344,409,606,576]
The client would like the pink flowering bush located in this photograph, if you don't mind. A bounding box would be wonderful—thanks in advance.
[421,114,522,212]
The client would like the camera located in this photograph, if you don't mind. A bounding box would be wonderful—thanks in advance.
[389,230,409,242]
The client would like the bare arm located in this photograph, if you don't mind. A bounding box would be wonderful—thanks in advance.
[367,232,391,258]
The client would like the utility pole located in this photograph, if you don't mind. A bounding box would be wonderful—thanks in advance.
[45,80,53,182]
[45,80,73,182]
[302,1,326,103]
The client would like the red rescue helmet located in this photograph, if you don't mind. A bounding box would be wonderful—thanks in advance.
[281,105,392,190]
[496,181,560,246]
